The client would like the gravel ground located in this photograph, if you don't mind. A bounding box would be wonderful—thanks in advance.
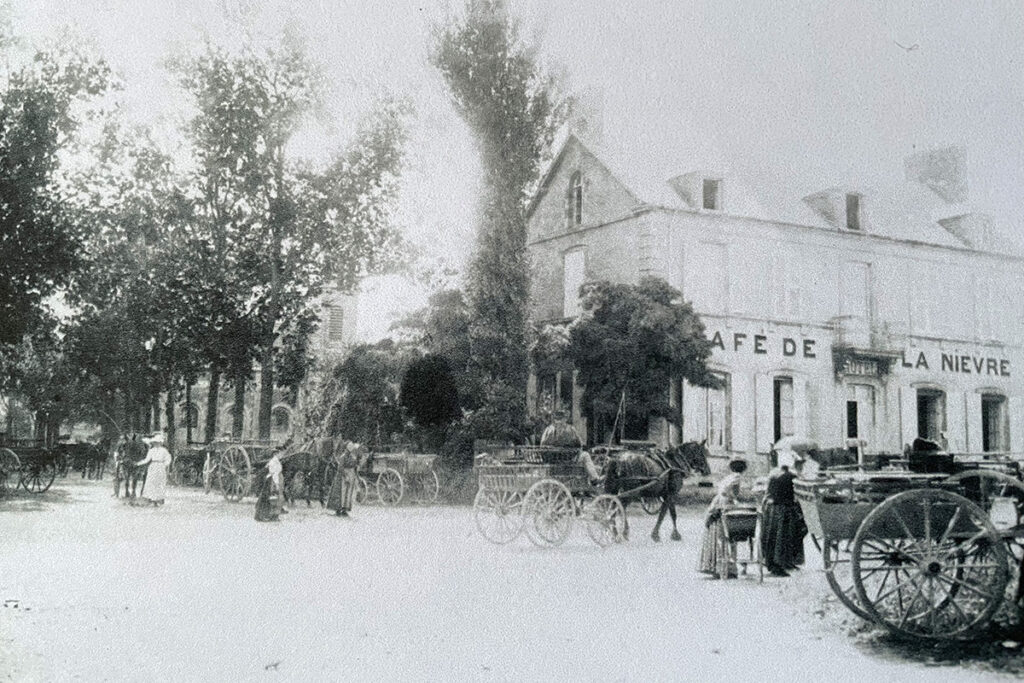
[1,478,1022,682]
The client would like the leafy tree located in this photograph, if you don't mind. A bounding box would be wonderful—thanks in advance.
[568,277,721,443]
[0,47,111,349]
[432,0,567,441]
[174,43,408,439]
[399,353,460,450]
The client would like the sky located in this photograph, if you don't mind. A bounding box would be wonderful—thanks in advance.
[13,0,1024,340]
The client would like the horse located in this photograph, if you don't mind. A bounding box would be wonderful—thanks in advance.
[281,440,336,508]
[113,435,148,500]
[603,440,712,543]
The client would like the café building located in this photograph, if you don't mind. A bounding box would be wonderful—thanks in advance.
[526,134,1024,466]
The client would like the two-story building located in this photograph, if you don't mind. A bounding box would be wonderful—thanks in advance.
[527,133,1024,467]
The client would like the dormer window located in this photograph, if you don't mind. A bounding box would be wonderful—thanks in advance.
[846,193,862,230]
[702,178,721,210]
[567,171,583,227]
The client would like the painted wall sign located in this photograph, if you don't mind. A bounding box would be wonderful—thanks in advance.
[709,331,818,359]
[900,350,1010,377]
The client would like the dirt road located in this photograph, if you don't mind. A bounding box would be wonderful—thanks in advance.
[0,479,1020,681]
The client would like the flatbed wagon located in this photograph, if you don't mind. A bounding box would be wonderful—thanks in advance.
[0,438,62,495]
[795,452,1024,640]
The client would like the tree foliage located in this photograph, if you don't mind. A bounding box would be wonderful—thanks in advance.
[400,354,460,429]
[432,0,567,441]
[569,277,721,435]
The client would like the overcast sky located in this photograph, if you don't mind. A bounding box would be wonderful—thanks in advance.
[15,0,1024,339]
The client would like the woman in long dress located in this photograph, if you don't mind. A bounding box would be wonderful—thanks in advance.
[134,432,171,506]
[698,458,748,578]
[760,459,806,576]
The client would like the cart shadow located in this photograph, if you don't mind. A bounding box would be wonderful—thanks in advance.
[859,626,1024,672]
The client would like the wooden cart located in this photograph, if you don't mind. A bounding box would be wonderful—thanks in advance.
[354,450,440,506]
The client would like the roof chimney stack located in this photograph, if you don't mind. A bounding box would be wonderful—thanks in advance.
[904,145,968,204]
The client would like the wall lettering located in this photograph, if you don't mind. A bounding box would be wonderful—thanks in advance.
[709,331,818,359]
[902,351,1009,377]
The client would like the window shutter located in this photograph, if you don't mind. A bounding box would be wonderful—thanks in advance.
[1009,397,1024,454]
[754,374,774,454]
[793,376,808,438]
[899,386,917,449]
[965,392,983,453]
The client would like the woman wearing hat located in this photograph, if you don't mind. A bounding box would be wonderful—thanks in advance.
[698,457,749,579]
[134,432,171,506]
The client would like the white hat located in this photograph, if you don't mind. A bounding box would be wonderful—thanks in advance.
[149,432,165,444]
[346,441,362,452]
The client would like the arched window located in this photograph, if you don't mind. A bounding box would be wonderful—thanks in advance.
[567,171,583,227]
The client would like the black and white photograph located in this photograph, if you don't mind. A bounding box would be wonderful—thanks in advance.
[2,1,1024,680]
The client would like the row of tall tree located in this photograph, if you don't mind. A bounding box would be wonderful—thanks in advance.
[0,33,408,447]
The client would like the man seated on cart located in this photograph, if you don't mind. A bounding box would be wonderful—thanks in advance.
[540,411,605,485]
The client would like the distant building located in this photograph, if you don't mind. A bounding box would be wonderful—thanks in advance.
[527,134,1024,466]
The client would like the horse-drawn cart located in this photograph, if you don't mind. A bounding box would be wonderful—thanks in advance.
[202,439,282,502]
[0,439,61,494]
[473,445,627,547]
[353,450,441,506]
[795,454,1024,640]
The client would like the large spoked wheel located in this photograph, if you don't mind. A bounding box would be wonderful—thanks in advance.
[410,470,441,505]
[473,487,525,544]
[0,448,21,493]
[20,461,56,494]
[522,479,575,547]
[218,446,252,502]
[851,489,1009,640]
[377,468,404,506]
[584,494,627,547]
[822,538,873,621]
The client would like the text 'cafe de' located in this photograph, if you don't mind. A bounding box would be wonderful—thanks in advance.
[525,134,1024,468]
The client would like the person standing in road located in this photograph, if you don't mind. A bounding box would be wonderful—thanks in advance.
[134,432,170,506]
[327,441,361,517]
[760,458,807,576]
[698,457,748,579]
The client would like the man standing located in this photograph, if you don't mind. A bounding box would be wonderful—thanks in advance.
[267,450,287,516]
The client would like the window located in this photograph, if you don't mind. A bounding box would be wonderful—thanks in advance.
[702,178,721,210]
[840,261,871,320]
[846,193,862,230]
[327,306,345,343]
[981,394,1008,452]
[562,248,586,318]
[567,171,583,227]
[916,389,946,441]
[773,376,794,444]
[706,373,731,452]
[846,384,876,445]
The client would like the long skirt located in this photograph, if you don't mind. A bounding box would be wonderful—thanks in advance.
[327,467,356,513]
[255,478,279,522]
[698,518,735,577]
[140,463,168,504]
[760,502,806,570]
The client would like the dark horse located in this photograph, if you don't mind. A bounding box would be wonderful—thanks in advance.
[114,435,148,499]
[603,440,712,542]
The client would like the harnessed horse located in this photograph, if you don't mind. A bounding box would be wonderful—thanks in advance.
[603,440,712,542]
[114,435,148,499]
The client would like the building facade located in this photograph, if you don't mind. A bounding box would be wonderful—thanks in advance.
[527,135,1024,466]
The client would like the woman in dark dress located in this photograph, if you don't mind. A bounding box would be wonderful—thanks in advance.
[760,460,806,576]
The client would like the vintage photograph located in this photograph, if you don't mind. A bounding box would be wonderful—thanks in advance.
[2,1,1024,680]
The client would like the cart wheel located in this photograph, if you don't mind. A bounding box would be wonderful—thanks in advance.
[354,476,370,505]
[584,494,627,547]
[474,487,524,544]
[522,479,575,547]
[411,470,441,505]
[0,448,20,493]
[377,468,404,506]
[852,488,1009,640]
[947,470,1024,529]
[219,445,252,502]
[640,495,661,515]
[20,461,56,494]
[823,538,873,621]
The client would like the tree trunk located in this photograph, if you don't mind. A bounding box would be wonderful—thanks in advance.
[205,369,220,443]
[232,372,246,439]
[151,396,160,432]
[185,381,193,445]
[258,341,274,440]
[165,385,176,455]
[34,411,46,441]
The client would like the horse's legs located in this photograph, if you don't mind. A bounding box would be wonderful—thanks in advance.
[668,474,683,541]
[652,500,668,542]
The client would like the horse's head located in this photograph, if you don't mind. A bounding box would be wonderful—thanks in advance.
[668,440,712,477]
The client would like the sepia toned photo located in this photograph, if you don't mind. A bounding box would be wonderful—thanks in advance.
[2,1,1024,680]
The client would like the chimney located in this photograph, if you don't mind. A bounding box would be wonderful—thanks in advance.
[937,213,993,250]
[904,145,968,204]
